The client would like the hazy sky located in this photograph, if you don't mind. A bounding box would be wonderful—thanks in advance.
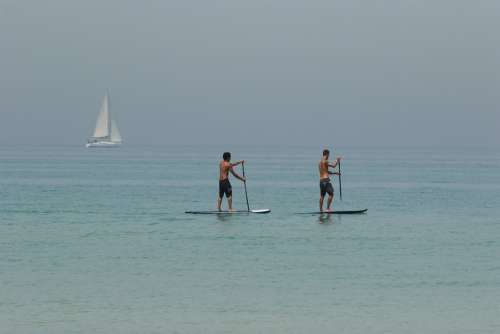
[0,0,498,147]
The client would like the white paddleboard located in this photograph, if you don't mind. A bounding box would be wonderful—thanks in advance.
[185,209,271,214]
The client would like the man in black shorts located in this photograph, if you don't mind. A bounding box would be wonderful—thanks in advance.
[217,152,245,211]
[318,149,341,212]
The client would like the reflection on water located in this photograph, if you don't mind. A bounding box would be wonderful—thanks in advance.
[318,213,333,224]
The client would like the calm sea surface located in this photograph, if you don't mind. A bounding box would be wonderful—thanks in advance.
[1,145,499,333]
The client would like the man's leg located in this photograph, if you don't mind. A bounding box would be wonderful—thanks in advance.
[327,194,334,211]
[217,196,222,211]
[227,196,233,211]
[217,181,224,211]
[319,195,324,212]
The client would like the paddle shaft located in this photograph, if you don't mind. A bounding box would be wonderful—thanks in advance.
[338,160,343,200]
[242,162,250,212]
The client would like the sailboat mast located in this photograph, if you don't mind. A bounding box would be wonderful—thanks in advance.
[106,92,112,139]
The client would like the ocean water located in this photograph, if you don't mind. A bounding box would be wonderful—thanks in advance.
[1,145,499,334]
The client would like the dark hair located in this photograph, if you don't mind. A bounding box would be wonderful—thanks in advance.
[323,149,330,157]
[223,152,231,161]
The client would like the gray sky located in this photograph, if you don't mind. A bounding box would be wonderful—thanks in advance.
[0,0,498,147]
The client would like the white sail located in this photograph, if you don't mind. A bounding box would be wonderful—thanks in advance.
[92,94,110,138]
[110,120,122,143]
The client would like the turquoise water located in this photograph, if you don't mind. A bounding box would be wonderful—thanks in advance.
[1,146,499,333]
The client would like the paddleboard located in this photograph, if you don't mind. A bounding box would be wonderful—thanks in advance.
[296,209,367,215]
[186,209,271,214]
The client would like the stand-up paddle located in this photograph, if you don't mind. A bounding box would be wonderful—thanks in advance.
[242,162,250,212]
[338,160,342,200]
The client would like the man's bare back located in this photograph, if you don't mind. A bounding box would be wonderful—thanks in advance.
[219,160,245,181]
[219,160,231,181]
[319,158,331,180]
[319,156,340,180]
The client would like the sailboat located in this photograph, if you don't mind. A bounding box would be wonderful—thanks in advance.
[86,93,122,148]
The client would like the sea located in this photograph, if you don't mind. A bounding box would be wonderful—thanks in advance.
[1,145,499,334]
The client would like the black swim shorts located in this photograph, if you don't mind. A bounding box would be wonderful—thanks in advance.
[320,178,334,197]
[219,179,232,198]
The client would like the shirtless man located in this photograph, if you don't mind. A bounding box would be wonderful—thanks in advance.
[217,152,246,211]
[319,149,341,212]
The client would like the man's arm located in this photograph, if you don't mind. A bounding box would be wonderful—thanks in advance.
[328,157,341,169]
[230,160,244,167]
[230,167,246,182]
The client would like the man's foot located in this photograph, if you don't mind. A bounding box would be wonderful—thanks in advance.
[326,208,332,212]
[228,208,235,212]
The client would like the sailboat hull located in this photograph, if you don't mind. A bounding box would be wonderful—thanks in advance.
[86,141,121,148]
